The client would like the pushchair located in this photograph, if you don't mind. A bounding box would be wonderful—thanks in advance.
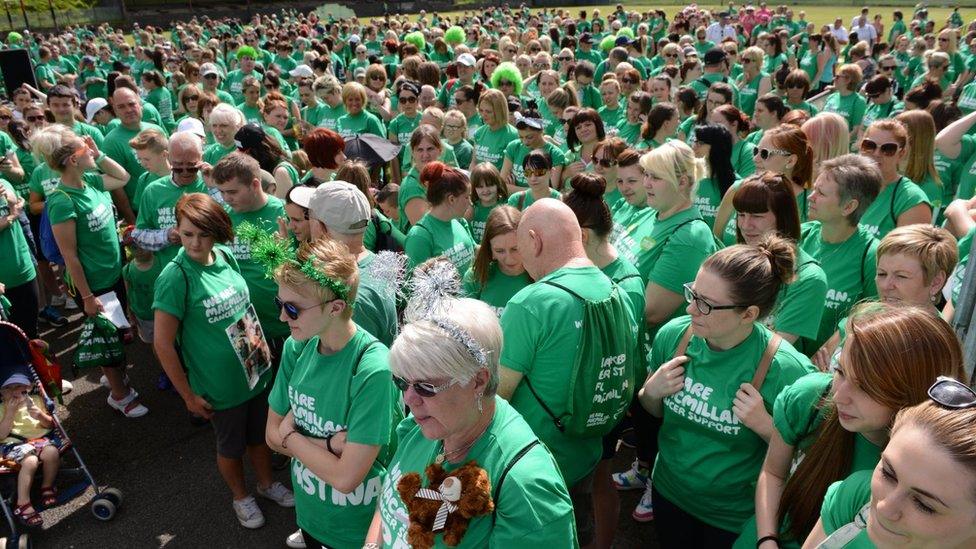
[0,321,122,549]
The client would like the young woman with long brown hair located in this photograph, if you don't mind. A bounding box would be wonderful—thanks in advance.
[737,302,965,549]
[461,205,531,317]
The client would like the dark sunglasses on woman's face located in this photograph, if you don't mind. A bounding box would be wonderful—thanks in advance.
[399,95,417,103]
[26,115,45,122]
[928,376,976,408]
[392,375,456,398]
[860,139,901,156]
[753,147,792,161]
[274,296,332,320]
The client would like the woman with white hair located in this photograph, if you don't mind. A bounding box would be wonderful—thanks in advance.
[204,103,245,166]
[346,261,576,546]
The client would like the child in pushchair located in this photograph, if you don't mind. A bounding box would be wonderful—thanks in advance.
[0,371,61,527]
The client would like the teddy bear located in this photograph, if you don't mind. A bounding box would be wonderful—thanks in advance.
[397,460,494,548]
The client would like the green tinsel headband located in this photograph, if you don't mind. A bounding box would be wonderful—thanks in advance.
[236,222,350,301]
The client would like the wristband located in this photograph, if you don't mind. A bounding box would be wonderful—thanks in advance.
[81,294,94,301]
[94,153,106,164]
[757,536,779,547]
[280,430,297,449]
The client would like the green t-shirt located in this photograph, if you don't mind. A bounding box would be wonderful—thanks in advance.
[737,72,767,117]
[952,135,976,201]
[354,252,399,348]
[223,68,258,105]
[152,247,270,409]
[462,263,532,317]
[147,86,176,131]
[819,471,874,548]
[615,120,643,147]
[470,201,500,243]
[268,329,402,548]
[472,124,518,170]
[27,163,60,198]
[136,176,208,267]
[731,140,756,179]
[694,177,727,229]
[312,103,346,132]
[102,122,168,206]
[799,222,878,350]
[387,112,422,170]
[602,256,649,376]
[858,176,930,240]
[507,187,562,211]
[499,266,615,485]
[396,169,425,234]
[12,148,34,200]
[378,398,578,548]
[336,110,386,140]
[237,102,263,125]
[203,142,238,166]
[597,104,623,129]
[950,225,976,306]
[650,317,815,533]
[503,140,566,188]
[861,100,904,133]
[226,197,290,338]
[765,248,828,353]
[733,372,882,548]
[0,180,35,288]
[46,173,121,290]
[404,213,476,274]
[822,92,868,132]
[122,257,163,321]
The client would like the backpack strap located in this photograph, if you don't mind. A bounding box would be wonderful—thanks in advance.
[815,502,871,549]
[517,191,527,210]
[750,334,782,390]
[491,440,541,526]
[859,240,872,290]
[344,340,382,422]
[672,324,694,359]
[888,178,901,229]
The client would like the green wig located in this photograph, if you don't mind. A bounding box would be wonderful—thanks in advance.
[236,45,257,60]
[445,26,465,45]
[404,31,426,52]
[616,26,635,39]
[490,62,523,96]
[599,35,616,52]
[6,32,22,43]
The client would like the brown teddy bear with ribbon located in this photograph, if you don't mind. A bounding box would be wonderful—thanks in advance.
[396,460,494,548]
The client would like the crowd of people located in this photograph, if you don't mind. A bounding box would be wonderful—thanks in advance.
[1,2,976,547]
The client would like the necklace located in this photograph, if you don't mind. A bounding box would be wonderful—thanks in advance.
[434,416,492,465]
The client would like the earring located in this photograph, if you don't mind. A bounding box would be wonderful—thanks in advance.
[476,393,484,413]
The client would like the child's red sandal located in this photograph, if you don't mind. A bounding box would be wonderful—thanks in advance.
[40,487,57,507]
[13,503,42,527]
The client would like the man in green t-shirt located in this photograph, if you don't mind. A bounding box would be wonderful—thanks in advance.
[46,85,104,147]
[102,88,167,220]
[213,152,290,361]
[133,132,208,267]
[307,182,399,348]
[497,198,622,548]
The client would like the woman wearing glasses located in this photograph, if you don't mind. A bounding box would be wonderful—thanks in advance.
[357,284,576,546]
[803,379,976,548]
[740,302,964,549]
[857,120,931,239]
[155,193,292,530]
[501,109,565,191]
[735,46,772,118]
[639,235,815,547]
[691,123,737,230]
[46,132,147,417]
[910,51,953,97]
[507,150,561,211]
[859,76,903,137]
[388,81,423,185]
[264,237,401,549]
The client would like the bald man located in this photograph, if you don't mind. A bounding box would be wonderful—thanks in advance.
[497,198,637,548]
[133,131,209,267]
[102,87,168,210]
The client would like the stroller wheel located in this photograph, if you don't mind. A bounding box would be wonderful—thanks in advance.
[91,497,116,521]
[16,534,30,549]
[102,488,123,507]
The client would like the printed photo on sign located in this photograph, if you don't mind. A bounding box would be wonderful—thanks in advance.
[225,305,271,389]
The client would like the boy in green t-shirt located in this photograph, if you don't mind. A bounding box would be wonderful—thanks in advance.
[121,236,168,388]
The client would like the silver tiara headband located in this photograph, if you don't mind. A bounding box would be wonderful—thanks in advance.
[406,260,489,368]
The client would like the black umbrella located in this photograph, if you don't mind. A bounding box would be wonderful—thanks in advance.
[344,134,402,168]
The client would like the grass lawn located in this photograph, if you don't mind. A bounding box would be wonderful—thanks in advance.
[411,4,968,30]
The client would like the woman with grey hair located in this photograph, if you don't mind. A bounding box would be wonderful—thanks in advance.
[337,261,576,547]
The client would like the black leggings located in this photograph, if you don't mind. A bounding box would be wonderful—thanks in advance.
[4,278,39,339]
[652,486,738,548]
[300,530,334,549]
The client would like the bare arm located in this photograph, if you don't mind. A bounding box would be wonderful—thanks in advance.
[713,187,737,240]
[154,310,214,419]
[755,430,798,549]
[0,152,24,183]
[801,518,828,549]
[272,165,294,200]
[404,197,428,226]
[644,283,685,326]
[496,366,524,400]
[96,155,131,191]
[28,191,44,216]
[896,203,932,228]
[935,109,976,160]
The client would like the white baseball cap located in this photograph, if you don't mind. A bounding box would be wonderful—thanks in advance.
[289,64,314,78]
[457,53,477,67]
[176,117,206,138]
[85,97,109,124]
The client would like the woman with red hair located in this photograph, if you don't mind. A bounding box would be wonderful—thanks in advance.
[404,161,476,274]
[301,128,346,184]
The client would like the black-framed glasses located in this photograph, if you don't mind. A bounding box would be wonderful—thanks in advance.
[558,56,572,62]
[753,147,793,160]
[683,283,747,315]
[172,164,202,174]
[26,115,45,122]
[204,74,219,79]
[274,296,328,320]
[860,138,901,156]
[621,78,638,85]
[880,64,897,71]
[392,374,458,398]
[928,376,976,409]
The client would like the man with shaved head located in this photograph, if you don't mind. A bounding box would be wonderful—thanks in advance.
[101,87,168,212]
[498,198,637,547]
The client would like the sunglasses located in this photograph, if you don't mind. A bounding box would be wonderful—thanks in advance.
[370,75,384,81]
[506,49,517,54]
[204,74,219,79]
[621,78,637,85]
[0,115,10,121]
[938,37,949,42]
[274,296,331,320]
[881,65,897,70]
[524,167,548,177]
[185,95,200,101]
[596,158,618,168]
[741,58,753,64]
[171,164,202,174]
[928,376,976,408]
[558,56,572,61]
[399,95,418,103]
[683,283,746,315]
[533,62,549,69]
[860,139,901,156]
[928,63,943,69]
[753,147,792,160]
[444,124,464,131]
[26,115,45,122]
[664,53,678,59]
[392,374,458,398]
